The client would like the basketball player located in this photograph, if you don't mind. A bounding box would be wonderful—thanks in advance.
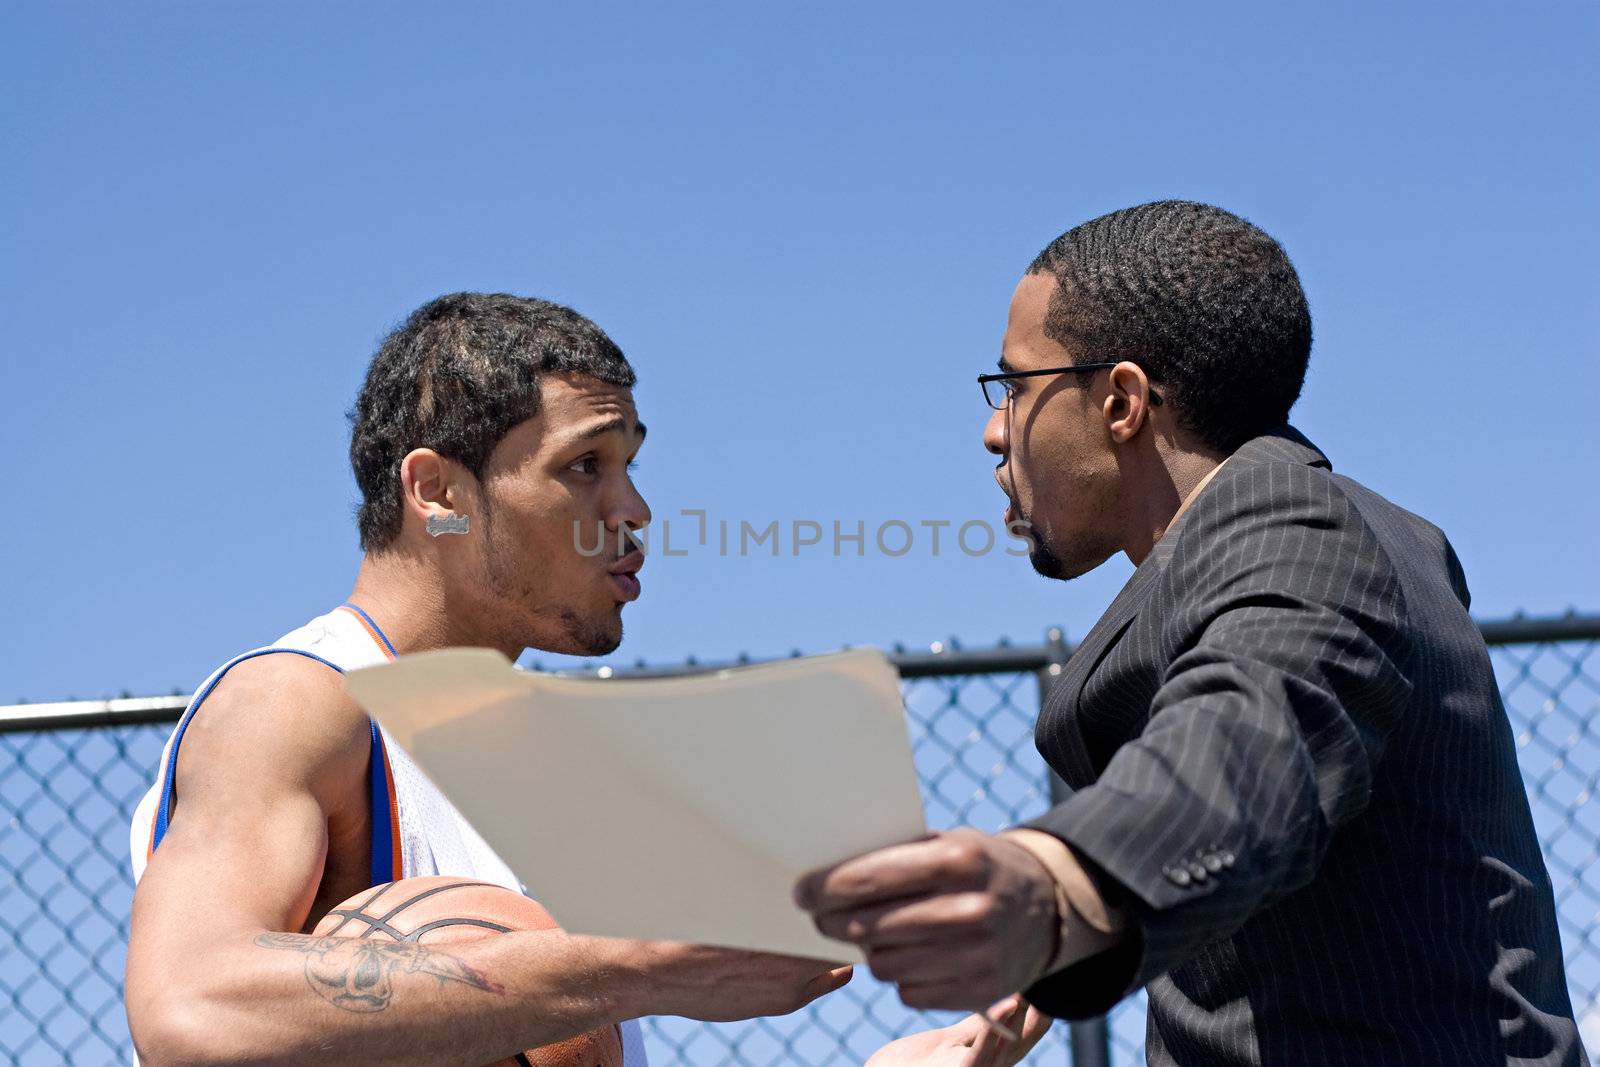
[125,291,1053,1067]
[124,291,1055,1067]
[122,293,877,1066]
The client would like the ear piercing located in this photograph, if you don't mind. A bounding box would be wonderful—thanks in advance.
[426,512,470,537]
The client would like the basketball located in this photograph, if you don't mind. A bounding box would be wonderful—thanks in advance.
[311,877,625,1067]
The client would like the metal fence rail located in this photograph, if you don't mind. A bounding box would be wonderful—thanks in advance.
[1,612,1596,1065]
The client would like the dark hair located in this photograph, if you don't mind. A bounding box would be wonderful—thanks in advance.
[1028,200,1311,453]
[348,292,635,551]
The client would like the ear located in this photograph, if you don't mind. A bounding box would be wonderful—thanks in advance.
[398,448,464,528]
[1101,361,1158,444]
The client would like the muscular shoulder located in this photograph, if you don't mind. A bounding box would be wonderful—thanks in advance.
[173,652,371,809]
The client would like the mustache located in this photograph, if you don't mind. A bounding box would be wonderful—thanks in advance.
[613,525,652,570]
[614,526,645,562]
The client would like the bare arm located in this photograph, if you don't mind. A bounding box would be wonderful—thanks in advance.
[126,654,847,1067]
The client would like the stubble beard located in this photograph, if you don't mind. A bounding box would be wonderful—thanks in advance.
[1017,504,1112,582]
[559,608,623,657]
[480,510,623,658]
[1021,511,1075,581]
[1009,453,1119,581]
[1008,479,1076,581]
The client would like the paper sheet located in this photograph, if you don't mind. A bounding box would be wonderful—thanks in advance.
[342,648,927,963]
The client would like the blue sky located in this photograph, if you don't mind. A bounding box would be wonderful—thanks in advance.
[3,2,1596,702]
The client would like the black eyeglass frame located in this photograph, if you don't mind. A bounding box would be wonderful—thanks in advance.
[977,362,1163,410]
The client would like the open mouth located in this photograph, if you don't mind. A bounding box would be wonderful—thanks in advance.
[996,469,1020,527]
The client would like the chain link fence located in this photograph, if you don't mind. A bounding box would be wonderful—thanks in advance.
[2,613,1596,1065]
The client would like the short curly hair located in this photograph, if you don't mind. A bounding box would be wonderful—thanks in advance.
[1028,200,1312,453]
[348,292,635,552]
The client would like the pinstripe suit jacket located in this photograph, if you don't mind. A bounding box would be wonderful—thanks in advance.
[1021,426,1585,1066]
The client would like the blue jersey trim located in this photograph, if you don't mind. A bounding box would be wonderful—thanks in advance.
[368,720,397,886]
[150,645,399,889]
[151,648,346,850]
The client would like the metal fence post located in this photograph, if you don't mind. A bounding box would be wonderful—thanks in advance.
[1036,627,1113,1067]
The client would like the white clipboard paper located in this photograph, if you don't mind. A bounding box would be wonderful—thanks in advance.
[343,648,927,963]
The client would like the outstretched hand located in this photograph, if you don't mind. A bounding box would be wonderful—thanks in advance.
[625,941,853,1022]
[864,995,1052,1067]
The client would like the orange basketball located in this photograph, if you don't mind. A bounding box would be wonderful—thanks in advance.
[312,876,625,1067]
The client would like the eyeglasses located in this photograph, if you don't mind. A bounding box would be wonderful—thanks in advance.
[977,362,1163,410]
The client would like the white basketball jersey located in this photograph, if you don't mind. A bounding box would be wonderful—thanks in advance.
[129,602,648,1065]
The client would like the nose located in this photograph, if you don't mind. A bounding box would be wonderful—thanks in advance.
[608,477,652,544]
[983,405,1008,458]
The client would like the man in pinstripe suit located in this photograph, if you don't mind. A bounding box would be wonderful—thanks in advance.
[797,201,1586,1064]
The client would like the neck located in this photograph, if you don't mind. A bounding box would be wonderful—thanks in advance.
[346,550,523,663]
[1121,442,1226,567]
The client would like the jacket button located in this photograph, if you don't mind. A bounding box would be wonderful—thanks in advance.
[1166,866,1193,887]
[1188,862,1208,882]
[1204,854,1224,873]
[1220,851,1236,868]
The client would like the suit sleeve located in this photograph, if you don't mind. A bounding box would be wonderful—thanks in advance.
[1021,464,1417,1019]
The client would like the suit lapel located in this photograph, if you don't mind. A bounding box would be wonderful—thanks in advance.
[1039,424,1330,784]
[1043,538,1174,782]
[1060,552,1163,696]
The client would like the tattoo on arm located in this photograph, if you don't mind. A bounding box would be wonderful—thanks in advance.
[255,932,504,1013]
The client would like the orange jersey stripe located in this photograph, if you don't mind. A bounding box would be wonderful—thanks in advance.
[146,789,160,859]
[338,605,397,661]
[339,602,403,876]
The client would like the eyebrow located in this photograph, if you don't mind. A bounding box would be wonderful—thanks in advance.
[997,356,1015,373]
[567,416,647,446]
